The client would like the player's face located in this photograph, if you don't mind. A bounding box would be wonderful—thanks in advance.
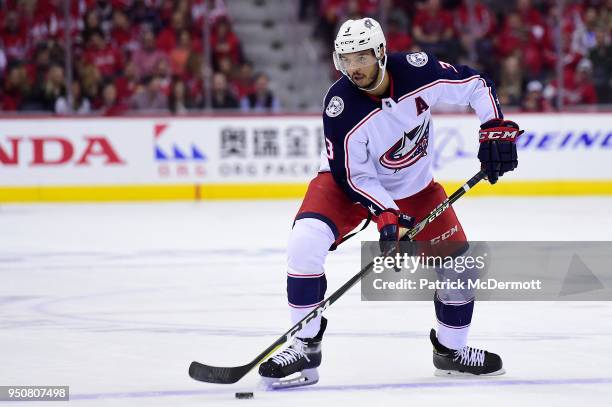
[338,51,379,88]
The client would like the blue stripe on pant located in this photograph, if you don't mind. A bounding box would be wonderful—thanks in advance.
[287,275,327,307]
[434,293,474,328]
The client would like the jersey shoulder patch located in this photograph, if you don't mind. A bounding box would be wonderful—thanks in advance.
[325,95,344,117]
[406,52,428,67]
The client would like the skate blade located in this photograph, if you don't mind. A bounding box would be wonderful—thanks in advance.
[434,367,506,377]
[260,368,319,390]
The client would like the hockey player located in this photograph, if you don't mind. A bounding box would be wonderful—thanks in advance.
[259,17,522,389]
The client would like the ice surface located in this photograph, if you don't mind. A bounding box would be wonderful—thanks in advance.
[1,197,612,406]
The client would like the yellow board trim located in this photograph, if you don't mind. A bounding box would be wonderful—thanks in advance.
[441,180,612,196]
[0,185,196,202]
[197,183,308,200]
[1,181,611,203]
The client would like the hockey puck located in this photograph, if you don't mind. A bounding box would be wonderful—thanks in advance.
[235,392,253,399]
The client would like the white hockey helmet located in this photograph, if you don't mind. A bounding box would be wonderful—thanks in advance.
[333,18,387,90]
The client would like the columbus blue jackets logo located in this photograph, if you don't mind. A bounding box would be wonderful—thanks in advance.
[325,96,344,117]
[380,120,430,170]
[407,52,428,67]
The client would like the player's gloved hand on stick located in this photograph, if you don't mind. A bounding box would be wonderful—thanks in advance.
[477,118,524,184]
[377,209,415,255]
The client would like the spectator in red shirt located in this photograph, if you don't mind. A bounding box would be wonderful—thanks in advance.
[157,11,187,53]
[498,2,556,78]
[319,0,345,18]
[314,0,342,53]
[100,81,127,116]
[40,0,82,41]
[496,13,531,60]
[114,60,139,102]
[210,17,243,68]
[357,0,379,17]
[413,0,455,42]
[454,0,495,66]
[1,11,28,63]
[131,25,170,78]
[110,9,137,52]
[412,0,458,62]
[386,16,413,53]
[568,59,598,105]
[516,0,544,28]
[1,63,29,111]
[21,0,51,45]
[27,45,51,89]
[184,52,206,108]
[344,0,379,18]
[231,60,255,99]
[544,59,598,108]
[496,12,546,77]
[83,30,123,79]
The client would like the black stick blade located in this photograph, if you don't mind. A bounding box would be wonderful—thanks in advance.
[188,361,253,384]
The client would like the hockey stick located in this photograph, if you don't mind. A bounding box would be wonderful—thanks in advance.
[189,170,487,384]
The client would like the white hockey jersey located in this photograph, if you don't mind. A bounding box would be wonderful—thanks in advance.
[321,52,502,215]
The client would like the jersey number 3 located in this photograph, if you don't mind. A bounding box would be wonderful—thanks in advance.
[325,137,334,159]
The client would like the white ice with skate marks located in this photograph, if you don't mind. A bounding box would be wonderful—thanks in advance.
[1,198,612,406]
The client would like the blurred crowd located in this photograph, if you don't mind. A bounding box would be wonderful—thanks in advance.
[0,0,279,114]
[306,0,611,111]
[1,0,610,114]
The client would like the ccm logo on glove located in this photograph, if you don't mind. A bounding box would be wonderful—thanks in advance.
[478,129,521,142]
